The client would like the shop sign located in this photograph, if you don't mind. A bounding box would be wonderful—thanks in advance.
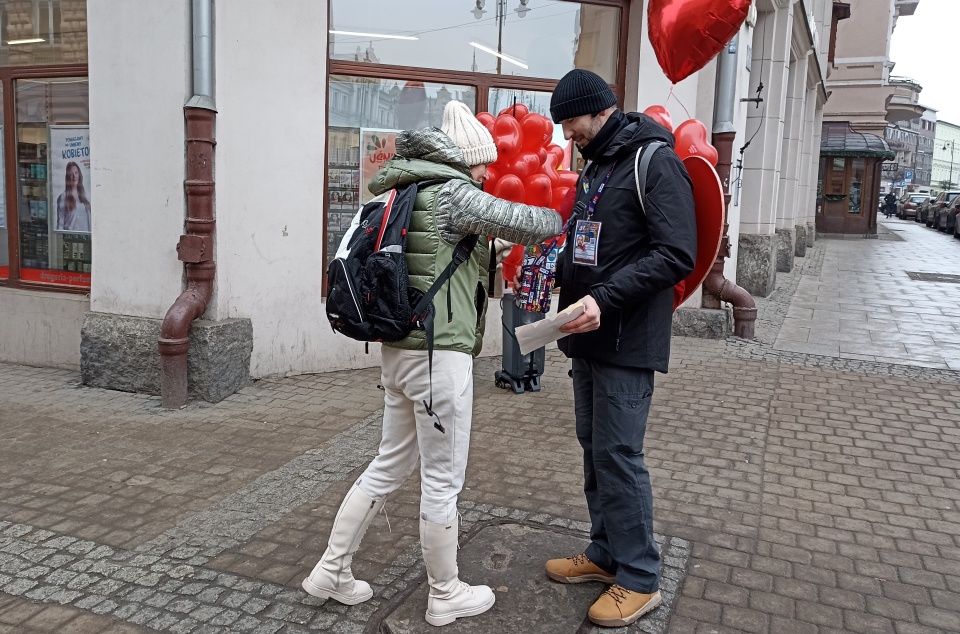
[360,128,398,204]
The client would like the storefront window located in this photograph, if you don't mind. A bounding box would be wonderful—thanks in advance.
[326,75,475,269]
[330,0,620,82]
[16,77,90,286]
[0,0,87,66]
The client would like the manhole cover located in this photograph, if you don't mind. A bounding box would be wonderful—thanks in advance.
[371,520,688,634]
[906,271,960,283]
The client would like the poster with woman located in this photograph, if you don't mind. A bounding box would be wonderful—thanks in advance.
[49,125,92,233]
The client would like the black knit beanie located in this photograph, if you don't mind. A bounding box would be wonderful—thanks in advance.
[550,69,617,123]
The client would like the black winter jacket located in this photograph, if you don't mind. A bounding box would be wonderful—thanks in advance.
[557,111,697,372]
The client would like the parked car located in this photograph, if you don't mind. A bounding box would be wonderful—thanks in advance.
[917,196,937,223]
[945,196,960,234]
[933,191,960,231]
[898,193,928,220]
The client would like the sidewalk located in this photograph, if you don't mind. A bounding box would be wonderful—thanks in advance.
[1,234,959,634]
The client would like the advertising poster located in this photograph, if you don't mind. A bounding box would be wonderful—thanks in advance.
[360,128,398,204]
[49,125,92,234]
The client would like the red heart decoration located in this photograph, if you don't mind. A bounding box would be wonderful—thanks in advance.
[674,119,718,166]
[648,0,751,84]
[642,105,674,133]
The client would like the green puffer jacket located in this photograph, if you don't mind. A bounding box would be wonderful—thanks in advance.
[368,128,562,357]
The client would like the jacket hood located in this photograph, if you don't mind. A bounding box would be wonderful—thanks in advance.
[368,128,474,196]
[597,111,676,160]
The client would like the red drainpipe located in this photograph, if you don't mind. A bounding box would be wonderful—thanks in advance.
[158,108,216,408]
[702,132,758,339]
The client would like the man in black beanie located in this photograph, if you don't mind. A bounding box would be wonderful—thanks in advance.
[542,68,697,627]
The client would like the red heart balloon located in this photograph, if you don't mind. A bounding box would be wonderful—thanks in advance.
[494,174,525,203]
[674,119,718,166]
[642,105,674,132]
[541,154,560,185]
[498,103,529,121]
[521,115,550,151]
[557,170,580,189]
[523,173,553,207]
[546,144,565,167]
[501,244,526,283]
[504,151,541,179]
[476,112,496,127]
[493,115,522,157]
[648,0,751,84]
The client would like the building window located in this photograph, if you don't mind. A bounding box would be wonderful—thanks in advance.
[324,0,627,279]
[330,0,620,81]
[0,0,87,289]
[325,75,476,264]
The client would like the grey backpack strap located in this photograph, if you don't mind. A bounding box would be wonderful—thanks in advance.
[633,141,668,215]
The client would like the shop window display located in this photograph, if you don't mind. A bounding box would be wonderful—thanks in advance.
[16,77,90,286]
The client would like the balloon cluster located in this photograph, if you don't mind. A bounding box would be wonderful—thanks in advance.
[476,104,578,283]
[477,104,578,209]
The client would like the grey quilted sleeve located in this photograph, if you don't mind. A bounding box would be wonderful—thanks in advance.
[436,179,562,245]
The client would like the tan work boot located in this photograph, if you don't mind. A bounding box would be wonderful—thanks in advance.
[588,584,662,627]
[545,553,616,584]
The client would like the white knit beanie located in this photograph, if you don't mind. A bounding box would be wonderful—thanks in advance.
[441,101,498,167]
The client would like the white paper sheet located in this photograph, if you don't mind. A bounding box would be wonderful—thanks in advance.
[515,301,585,355]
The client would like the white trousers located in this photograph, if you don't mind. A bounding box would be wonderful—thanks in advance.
[356,346,474,524]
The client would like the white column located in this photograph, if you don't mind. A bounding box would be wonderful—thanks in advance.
[213,0,339,377]
[777,53,809,231]
[740,4,794,235]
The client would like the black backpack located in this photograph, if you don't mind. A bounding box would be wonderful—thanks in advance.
[326,181,478,431]
[326,179,478,341]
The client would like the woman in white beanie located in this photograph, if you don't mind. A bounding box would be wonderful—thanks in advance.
[301,101,561,626]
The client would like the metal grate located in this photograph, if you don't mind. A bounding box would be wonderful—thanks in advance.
[906,271,960,283]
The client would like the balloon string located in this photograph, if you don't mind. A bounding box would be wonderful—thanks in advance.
[669,89,692,121]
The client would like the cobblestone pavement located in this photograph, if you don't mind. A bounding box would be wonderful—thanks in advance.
[2,234,959,633]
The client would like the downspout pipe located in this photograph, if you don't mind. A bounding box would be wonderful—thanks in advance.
[702,33,758,339]
[159,0,217,408]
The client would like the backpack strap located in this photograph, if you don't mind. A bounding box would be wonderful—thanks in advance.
[633,141,668,215]
[410,233,479,433]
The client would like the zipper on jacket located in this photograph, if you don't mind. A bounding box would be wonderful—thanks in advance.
[335,258,365,323]
[616,313,622,352]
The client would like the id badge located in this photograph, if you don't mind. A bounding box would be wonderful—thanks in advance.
[572,220,602,266]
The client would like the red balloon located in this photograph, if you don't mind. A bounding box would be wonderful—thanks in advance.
[674,119,718,166]
[476,111,496,127]
[648,0,751,84]
[553,187,575,221]
[484,164,502,192]
[520,114,551,151]
[498,103,529,120]
[502,244,526,283]
[504,151,540,179]
[643,105,674,132]
[493,115,522,157]
[494,174,525,203]
[538,147,548,163]
[541,155,559,185]
[524,173,553,207]
[546,144,565,165]
[557,170,580,189]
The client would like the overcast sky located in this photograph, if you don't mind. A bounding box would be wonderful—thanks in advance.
[889,0,960,125]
